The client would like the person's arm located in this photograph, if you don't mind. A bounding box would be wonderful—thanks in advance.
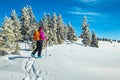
[40,31,48,40]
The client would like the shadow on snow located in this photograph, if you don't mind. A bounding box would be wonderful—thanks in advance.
[8,56,31,60]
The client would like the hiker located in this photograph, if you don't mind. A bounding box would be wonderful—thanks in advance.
[31,26,48,58]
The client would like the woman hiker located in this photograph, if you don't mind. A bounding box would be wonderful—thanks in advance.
[31,26,48,58]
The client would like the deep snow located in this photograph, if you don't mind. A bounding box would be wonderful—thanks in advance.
[0,39,120,80]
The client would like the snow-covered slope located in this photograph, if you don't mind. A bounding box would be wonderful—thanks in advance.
[0,39,120,80]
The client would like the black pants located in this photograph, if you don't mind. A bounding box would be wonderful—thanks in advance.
[32,40,43,56]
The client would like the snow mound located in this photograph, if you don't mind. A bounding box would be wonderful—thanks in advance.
[0,39,120,80]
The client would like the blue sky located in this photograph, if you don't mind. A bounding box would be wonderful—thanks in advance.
[0,0,120,40]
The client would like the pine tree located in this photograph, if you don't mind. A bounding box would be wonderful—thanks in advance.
[20,5,37,41]
[21,6,30,41]
[42,12,49,35]
[91,31,99,48]
[51,13,58,44]
[81,16,91,47]
[1,16,16,52]
[28,6,36,26]
[47,13,51,28]
[46,13,54,45]
[42,13,50,45]
[51,13,57,29]
[0,28,4,47]
[11,10,22,41]
[67,23,77,43]
[42,13,47,26]
[63,23,68,40]
[28,6,37,40]
[56,14,64,44]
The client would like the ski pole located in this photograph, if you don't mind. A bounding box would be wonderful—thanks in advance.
[45,40,47,58]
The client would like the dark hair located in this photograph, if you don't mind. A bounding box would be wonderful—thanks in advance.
[39,26,43,31]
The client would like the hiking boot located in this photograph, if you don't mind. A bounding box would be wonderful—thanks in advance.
[38,56,42,58]
[31,54,35,58]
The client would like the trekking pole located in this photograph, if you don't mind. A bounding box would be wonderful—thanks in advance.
[45,40,47,58]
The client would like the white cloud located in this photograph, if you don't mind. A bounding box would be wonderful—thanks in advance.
[72,7,83,11]
[66,7,100,16]
[66,7,101,23]
[68,11,100,16]
[75,0,99,3]
[73,0,99,5]
[81,0,98,3]
[69,11,81,15]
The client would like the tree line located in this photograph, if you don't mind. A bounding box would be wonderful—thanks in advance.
[0,5,77,54]
[0,5,119,55]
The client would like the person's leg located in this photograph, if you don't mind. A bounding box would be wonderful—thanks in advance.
[38,41,43,57]
[32,41,40,56]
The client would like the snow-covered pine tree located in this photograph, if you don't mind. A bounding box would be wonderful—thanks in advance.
[63,23,68,41]
[81,16,91,47]
[20,5,38,50]
[28,6,37,41]
[0,28,4,47]
[11,10,22,41]
[51,13,57,29]
[57,14,67,44]
[21,5,37,40]
[28,6,36,26]
[47,28,54,46]
[39,13,51,46]
[117,40,120,43]
[50,13,58,45]
[21,6,30,41]
[42,12,48,33]
[1,16,16,52]
[56,14,64,44]
[11,42,20,55]
[90,31,98,48]
[44,13,57,46]
[47,13,51,28]
[67,22,77,43]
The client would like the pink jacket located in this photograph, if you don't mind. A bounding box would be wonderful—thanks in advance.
[39,31,46,41]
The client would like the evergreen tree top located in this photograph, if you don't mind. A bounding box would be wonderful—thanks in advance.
[82,16,89,27]
[68,22,72,27]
